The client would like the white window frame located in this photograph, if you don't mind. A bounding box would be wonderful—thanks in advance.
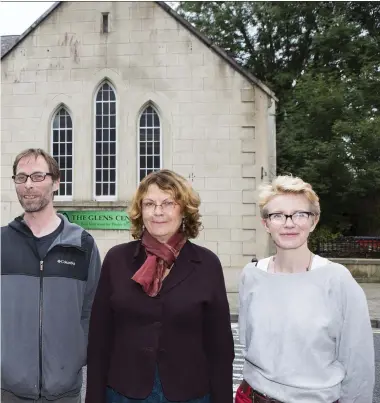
[93,81,117,201]
[51,106,74,201]
[137,104,162,184]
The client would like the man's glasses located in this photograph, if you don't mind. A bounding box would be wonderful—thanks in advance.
[266,211,315,225]
[12,172,53,184]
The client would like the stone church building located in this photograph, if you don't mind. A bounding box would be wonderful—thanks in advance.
[1,1,277,291]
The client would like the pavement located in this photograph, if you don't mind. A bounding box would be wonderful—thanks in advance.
[228,282,380,328]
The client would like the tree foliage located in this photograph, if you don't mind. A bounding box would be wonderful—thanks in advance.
[176,1,380,235]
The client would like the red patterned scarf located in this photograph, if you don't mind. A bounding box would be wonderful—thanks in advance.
[132,230,187,297]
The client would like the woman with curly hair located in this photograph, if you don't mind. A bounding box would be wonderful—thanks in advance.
[86,170,234,403]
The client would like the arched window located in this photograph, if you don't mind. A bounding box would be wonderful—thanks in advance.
[94,81,116,199]
[138,105,161,182]
[51,107,73,198]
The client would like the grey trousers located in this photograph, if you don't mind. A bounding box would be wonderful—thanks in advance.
[1,390,81,403]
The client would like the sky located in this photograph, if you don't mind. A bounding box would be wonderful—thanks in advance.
[0,2,55,36]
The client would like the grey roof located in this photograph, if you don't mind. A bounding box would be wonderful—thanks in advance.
[0,1,277,101]
[1,35,19,57]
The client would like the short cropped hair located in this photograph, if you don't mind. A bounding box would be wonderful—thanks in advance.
[129,169,202,239]
[13,148,60,181]
[258,175,320,218]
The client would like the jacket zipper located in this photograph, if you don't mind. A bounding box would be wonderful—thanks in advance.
[39,260,44,397]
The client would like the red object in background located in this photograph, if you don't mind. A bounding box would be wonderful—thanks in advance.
[235,383,253,403]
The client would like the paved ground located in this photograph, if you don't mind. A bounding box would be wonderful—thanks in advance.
[81,325,380,402]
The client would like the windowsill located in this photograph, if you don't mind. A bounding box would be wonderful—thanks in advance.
[54,200,129,209]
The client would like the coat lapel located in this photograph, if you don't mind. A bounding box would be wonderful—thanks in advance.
[132,241,147,275]
[159,240,200,295]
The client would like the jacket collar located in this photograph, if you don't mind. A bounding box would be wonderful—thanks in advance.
[132,239,201,295]
[10,213,83,249]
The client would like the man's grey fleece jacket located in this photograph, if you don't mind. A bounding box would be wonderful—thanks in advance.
[1,214,102,400]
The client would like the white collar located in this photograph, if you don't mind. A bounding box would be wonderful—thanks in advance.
[256,255,331,272]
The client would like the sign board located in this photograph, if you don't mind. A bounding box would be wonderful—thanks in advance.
[58,210,130,230]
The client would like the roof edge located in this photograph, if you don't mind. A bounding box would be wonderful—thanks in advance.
[1,2,62,60]
[156,2,278,102]
[1,1,278,102]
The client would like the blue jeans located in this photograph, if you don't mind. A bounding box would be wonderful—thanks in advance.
[106,368,211,403]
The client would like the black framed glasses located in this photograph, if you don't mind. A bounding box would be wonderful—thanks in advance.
[266,211,315,225]
[12,172,53,184]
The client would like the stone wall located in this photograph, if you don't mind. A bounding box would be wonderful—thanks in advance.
[331,258,380,282]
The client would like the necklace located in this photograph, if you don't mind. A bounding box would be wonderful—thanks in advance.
[272,252,314,273]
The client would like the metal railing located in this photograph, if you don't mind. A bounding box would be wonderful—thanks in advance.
[314,237,380,258]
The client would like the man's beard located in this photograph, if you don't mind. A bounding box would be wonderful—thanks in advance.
[17,192,51,213]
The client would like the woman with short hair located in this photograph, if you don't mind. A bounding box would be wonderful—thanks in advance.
[86,169,234,403]
[237,175,374,403]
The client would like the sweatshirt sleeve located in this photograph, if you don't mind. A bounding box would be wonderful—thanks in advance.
[337,269,375,403]
[85,250,114,403]
[238,263,253,357]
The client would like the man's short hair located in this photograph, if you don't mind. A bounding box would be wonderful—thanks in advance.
[13,148,60,181]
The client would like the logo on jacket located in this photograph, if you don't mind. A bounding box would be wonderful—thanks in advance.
[57,259,76,266]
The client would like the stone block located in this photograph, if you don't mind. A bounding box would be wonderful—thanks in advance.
[193,139,218,153]
[204,229,231,241]
[47,69,70,82]
[241,88,255,102]
[12,83,35,94]
[176,127,204,139]
[217,191,242,203]
[242,215,256,229]
[218,241,242,255]
[154,78,203,91]
[242,139,255,153]
[19,70,47,83]
[172,153,204,165]
[204,127,229,139]
[242,164,255,178]
[178,54,204,67]
[140,42,166,55]
[201,215,218,229]
[130,6,154,19]
[231,203,257,216]
[173,140,193,153]
[201,241,218,254]
[218,216,242,229]
[231,254,252,268]
[166,42,193,54]
[231,229,256,242]
[231,178,255,190]
[130,30,153,43]
[203,202,230,216]
[167,66,192,79]
[191,91,216,103]
[205,178,230,191]
[243,241,256,256]
[242,190,255,204]
[219,254,231,267]
[197,190,219,203]
[36,34,61,47]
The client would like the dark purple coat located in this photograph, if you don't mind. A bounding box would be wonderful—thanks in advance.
[85,240,234,403]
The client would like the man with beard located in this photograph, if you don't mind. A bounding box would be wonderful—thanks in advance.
[1,149,102,403]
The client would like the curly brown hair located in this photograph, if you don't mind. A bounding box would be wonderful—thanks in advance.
[129,170,202,239]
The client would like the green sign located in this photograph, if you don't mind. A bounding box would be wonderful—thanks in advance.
[58,210,130,230]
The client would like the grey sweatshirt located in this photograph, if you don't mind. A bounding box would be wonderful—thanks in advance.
[239,256,374,403]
